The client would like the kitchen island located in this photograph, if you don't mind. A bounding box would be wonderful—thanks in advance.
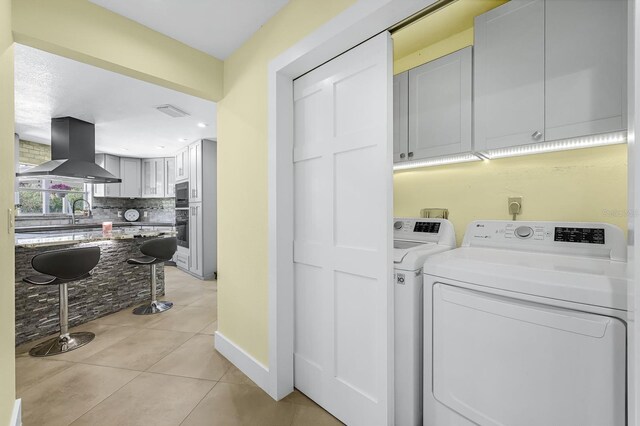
[15,227,176,345]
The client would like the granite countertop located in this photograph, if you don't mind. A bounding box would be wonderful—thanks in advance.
[16,221,175,233]
[15,228,177,248]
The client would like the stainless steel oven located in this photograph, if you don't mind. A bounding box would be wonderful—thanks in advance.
[175,182,189,208]
[175,208,189,248]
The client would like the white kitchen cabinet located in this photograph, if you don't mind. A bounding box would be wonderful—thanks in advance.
[189,140,202,203]
[175,147,189,182]
[141,158,165,198]
[545,0,626,141]
[93,154,121,197]
[393,72,409,162]
[474,0,545,152]
[119,157,141,198]
[189,203,203,277]
[165,157,175,197]
[408,46,472,160]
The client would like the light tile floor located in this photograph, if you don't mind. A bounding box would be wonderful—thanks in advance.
[15,266,343,426]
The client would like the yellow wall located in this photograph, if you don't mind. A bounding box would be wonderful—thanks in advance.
[394,145,628,246]
[12,0,223,101]
[0,0,15,422]
[394,27,473,74]
[217,0,356,365]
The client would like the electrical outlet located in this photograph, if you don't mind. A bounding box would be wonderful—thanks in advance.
[117,211,122,218]
[508,196,523,220]
[144,211,148,218]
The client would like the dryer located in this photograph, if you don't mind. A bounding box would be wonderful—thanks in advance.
[423,220,628,426]
[393,217,456,426]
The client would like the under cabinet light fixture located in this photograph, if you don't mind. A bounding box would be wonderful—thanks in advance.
[481,131,627,160]
[393,153,482,171]
[156,104,190,118]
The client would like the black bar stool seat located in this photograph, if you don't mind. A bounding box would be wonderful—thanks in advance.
[127,237,177,315]
[23,246,100,357]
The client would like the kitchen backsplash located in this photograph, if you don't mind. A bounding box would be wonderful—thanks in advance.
[92,197,175,223]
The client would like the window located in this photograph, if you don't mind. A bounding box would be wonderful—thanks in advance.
[17,165,91,216]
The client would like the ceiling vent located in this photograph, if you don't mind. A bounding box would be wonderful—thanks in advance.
[156,104,190,118]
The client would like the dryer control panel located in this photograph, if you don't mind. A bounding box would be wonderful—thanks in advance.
[394,218,456,247]
[462,221,625,261]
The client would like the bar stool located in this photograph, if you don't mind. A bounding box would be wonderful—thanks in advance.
[128,237,177,315]
[23,246,101,357]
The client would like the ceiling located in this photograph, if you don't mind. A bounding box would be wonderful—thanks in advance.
[89,0,289,60]
[14,44,217,158]
[392,0,508,61]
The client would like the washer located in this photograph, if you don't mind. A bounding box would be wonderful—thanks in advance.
[423,220,628,426]
[393,217,456,426]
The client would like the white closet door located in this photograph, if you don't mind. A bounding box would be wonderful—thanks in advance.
[292,32,393,426]
[393,71,408,163]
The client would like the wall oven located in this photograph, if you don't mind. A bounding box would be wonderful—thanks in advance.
[175,182,189,208]
[175,208,189,248]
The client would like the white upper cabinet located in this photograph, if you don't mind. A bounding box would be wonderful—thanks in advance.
[474,0,545,151]
[175,147,189,182]
[165,157,175,197]
[94,153,120,197]
[119,157,141,198]
[408,46,472,160]
[141,158,165,198]
[393,71,409,162]
[189,140,202,203]
[545,0,627,141]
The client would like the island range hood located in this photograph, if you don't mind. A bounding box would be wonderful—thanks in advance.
[16,117,121,184]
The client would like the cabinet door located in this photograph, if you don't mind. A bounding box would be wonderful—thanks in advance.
[119,157,141,198]
[189,204,203,277]
[153,158,165,198]
[175,147,189,182]
[165,157,175,197]
[94,154,121,197]
[142,159,154,197]
[189,141,202,203]
[408,47,472,160]
[545,0,627,141]
[393,72,409,163]
[474,0,545,151]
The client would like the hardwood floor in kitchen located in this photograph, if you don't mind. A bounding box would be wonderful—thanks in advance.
[15,266,342,426]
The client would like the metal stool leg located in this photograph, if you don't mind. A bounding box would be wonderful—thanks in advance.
[29,283,95,357]
[132,264,173,315]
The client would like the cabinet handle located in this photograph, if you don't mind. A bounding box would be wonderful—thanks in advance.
[408,152,414,158]
[531,131,543,141]
[400,153,406,159]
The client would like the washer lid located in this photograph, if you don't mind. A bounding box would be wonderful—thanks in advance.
[394,240,453,270]
[424,247,629,311]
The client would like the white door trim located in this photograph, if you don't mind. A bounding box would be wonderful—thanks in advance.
[265,0,438,400]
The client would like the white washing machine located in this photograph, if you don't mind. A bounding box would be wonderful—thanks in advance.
[393,217,456,426]
[423,220,628,426]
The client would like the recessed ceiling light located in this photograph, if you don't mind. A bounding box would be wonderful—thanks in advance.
[197,123,207,128]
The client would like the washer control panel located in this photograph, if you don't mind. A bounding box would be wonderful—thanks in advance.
[394,217,456,247]
[462,221,625,261]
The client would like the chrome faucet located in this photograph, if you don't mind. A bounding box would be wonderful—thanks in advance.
[71,198,92,224]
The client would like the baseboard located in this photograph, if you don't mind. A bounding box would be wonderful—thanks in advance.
[215,331,270,393]
[10,399,21,426]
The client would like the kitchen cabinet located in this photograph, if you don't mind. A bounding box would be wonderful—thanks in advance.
[545,0,626,141]
[175,147,189,182]
[408,46,472,160]
[393,72,408,162]
[475,0,626,153]
[189,140,202,203]
[165,157,175,197]
[142,158,165,198]
[188,203,203,277]
[474,0,545,151]
[93,154,121,197]
[119,157,141,198]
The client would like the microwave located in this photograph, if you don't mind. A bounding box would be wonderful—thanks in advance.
[175,182,189,208]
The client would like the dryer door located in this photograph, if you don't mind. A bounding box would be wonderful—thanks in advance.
[432,283,625,426]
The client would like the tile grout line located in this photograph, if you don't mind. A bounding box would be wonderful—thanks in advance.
[177,380,222,426]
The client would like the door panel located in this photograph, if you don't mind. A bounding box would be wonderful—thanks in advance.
[474,0,545,151]
[393,72,408,163]
[292,32,393,426]
[432,283,626,426]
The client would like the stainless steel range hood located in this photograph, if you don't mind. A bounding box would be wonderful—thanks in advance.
[16,117,121,184]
